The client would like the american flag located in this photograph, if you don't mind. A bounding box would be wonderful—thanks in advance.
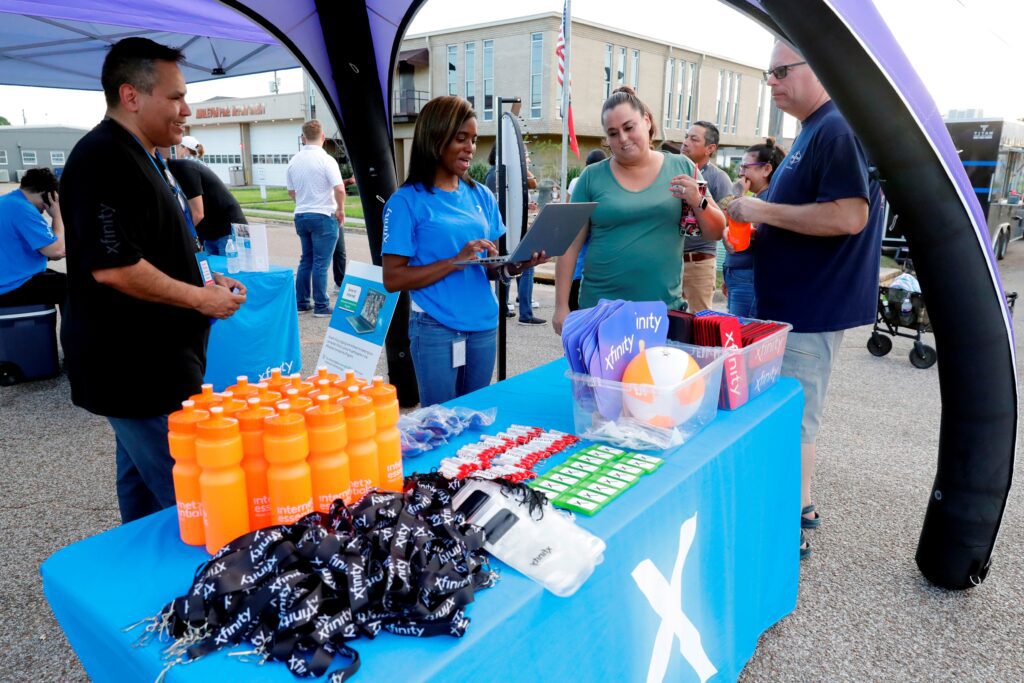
[556,0,580,159]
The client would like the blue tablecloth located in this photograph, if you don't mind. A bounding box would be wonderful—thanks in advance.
[41,361,803,682]
[204,256,301,390]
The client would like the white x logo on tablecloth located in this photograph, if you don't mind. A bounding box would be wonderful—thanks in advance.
[631,514,717,683]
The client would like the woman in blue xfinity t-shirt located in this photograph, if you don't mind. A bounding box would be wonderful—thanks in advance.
[382,95,544,405]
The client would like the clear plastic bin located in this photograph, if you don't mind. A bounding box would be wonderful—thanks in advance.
[718,321,791,410]
[567,342,725,451]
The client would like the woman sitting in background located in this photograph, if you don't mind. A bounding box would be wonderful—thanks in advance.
[382,95,544,405]
[553,86,725,334]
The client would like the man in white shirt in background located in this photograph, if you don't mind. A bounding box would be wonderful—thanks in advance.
[286,119,346,317]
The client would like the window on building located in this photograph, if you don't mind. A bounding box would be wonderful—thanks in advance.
[663,58,674,130]
[604,44,613,99]
[50,151,66,165]
[715,70,724,125]
[617,47,626,86]
[483,39,494,121]
[235,155,242,164]
[732,74,741,134]
[723,72,733,131]
[674,60,685,129]
[530,32,543,118]
[465,42,476,108]
[0,150,7,165]
[686,62,697,128]
[631,49,640,90]
[447,44,458,96]
[22,150,37,166]
[755,79,766,136]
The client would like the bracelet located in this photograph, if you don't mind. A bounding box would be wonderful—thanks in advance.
[499,264,514,284]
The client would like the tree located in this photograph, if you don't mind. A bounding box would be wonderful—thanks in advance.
[0,116,10,126]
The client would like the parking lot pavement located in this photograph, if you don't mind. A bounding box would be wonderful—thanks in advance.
[3,222,1022,681]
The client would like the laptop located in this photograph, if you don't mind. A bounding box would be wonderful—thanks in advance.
[453,202,597,266]
[346,289,386,334]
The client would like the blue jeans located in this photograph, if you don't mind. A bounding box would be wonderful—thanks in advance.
[107,415,176,523]
[500,267,535,319]
[724,266,756,318]
[204,235,230,256]
[295,213,339,312]
[409,312,496,406]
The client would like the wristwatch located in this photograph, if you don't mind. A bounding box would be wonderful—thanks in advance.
[697,196,709,211]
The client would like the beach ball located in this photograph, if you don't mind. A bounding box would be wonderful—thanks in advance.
[622,345,705,428]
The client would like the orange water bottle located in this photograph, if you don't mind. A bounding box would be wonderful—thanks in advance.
[263,403,314,524]
[167,400,209,546]
[308,378,344,403]
[257,382,282,406]
[344,386,379,502]
[308,365,340,385]
[218,391,248,419]
[225,375,258,401]
[282,388,313,413]
[305,395,351,510]
[237,397,275,530]
[189,383,221,410]
[288,373,315,397]
[195,406,249,554]
[265,367,289,395]
[332,369,367,393]
[366,376,403,492]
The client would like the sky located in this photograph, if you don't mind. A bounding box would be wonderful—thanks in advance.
[0,0,1020,128]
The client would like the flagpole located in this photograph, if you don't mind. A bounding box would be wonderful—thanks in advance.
[560,0,572,202]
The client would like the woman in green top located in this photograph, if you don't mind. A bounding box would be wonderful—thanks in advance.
[553,86,725,334]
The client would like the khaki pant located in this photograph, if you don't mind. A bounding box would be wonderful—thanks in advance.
[682,256,716,312]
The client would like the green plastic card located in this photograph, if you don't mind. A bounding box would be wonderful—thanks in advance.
[583,481,620,497]
[558,465,591,479]
[602,468,640,485]
[548,472,582,487]
[567,460,601,474]
[554,494,604,516]
[595,474,634,490]
[609,462,644,476]
[624,458,660,473]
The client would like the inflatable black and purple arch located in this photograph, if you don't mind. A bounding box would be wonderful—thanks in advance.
[3,0,1013,589]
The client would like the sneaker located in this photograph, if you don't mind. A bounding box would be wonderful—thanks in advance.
[313,308,332,318]
[298,305,312,313]
[518,316,547,326]
[505,310,515,318]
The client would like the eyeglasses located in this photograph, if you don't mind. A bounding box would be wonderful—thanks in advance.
[739,162,768,171]
[764,61,807,80]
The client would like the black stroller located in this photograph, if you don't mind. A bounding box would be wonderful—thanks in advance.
[868,267,1018,369]
[867,281,935,369]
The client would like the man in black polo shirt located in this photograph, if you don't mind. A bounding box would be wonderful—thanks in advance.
[61,38,247,523]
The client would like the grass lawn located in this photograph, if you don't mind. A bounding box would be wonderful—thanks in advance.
[230,187,292,204]
[237,195,364,219]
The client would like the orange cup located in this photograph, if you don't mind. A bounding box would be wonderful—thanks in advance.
[726,214,752,252]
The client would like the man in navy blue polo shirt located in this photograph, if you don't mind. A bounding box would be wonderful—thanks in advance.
[727,41,884,560]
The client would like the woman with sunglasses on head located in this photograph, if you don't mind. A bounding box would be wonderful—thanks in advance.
[722,138,787,317]
[553,86,725,334]
[382,95,545,405]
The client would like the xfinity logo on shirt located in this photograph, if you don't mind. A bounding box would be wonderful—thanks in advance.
[787,150,803,169]
[382,206,392,244]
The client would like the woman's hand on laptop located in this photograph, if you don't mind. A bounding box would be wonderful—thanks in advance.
[452,238,498,269]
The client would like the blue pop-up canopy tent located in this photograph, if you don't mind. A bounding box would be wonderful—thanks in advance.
[0,0,1015,591]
